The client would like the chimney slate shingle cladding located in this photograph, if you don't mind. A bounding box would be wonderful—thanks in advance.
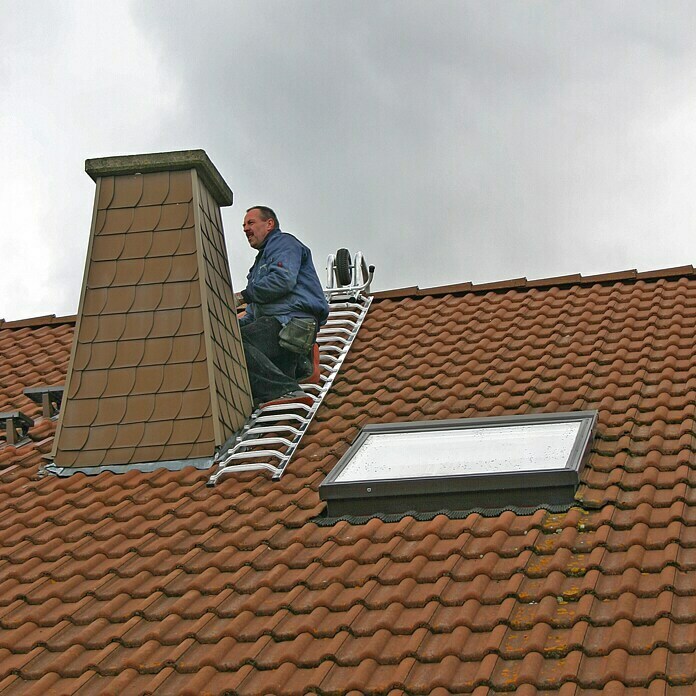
[52,151,252,469]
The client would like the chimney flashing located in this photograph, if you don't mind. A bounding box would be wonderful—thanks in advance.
[85,150,234,207]
[44,455,214,478]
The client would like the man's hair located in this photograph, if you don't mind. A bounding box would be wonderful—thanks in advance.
[247,206,280,230]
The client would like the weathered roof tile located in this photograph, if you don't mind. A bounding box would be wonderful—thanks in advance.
[2,270,696,691]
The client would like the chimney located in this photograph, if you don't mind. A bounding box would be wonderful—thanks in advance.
[51,150,253,470]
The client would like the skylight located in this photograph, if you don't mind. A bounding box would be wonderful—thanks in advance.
[320,411,597,516]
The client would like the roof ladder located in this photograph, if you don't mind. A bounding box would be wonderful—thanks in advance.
[208,250,374,484]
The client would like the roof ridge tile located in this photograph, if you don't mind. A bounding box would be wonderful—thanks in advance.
[373,265,696,301]
[0,315,77,330]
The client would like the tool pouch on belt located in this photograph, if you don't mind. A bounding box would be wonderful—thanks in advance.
[279,318,316,354]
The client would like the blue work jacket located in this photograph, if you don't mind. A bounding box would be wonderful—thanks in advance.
[239,229,329,327]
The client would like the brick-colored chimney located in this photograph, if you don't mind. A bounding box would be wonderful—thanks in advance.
[52,150,252,470]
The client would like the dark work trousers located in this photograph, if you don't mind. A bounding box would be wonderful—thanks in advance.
[241,316,304,405]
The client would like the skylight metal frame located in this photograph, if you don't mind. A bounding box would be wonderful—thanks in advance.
[320,410,598,516]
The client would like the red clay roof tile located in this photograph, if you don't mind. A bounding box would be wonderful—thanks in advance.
[2,268,696,692]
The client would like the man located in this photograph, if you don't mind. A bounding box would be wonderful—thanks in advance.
[234,206,329,407]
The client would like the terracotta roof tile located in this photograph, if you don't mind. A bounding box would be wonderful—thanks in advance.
[2,268,696,692]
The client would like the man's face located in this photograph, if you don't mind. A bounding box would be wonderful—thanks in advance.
[243,209,275,249]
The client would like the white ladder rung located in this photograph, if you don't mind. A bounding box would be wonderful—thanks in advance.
[318,336,351,346]
[260,402,314,413]
[234,436,295,449]
[254,413,307,424]
[223,449,288,462]
[245,425,303,437]
[328,312,361,320]
[321,327,354,337]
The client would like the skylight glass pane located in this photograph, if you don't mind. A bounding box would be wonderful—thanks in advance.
[334,420,582,483]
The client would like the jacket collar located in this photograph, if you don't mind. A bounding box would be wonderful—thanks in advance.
[256,227,280,254]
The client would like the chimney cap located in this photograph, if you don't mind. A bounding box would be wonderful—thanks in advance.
[85,149,233,206]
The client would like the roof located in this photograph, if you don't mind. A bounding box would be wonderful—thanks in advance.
[1,267,696,694]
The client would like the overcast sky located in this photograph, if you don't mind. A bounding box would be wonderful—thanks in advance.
[3,1,696,321]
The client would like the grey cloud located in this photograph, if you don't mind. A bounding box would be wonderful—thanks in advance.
[127,1,696,294]
[4,1,696,320]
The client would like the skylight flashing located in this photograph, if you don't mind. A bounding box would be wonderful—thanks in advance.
[320,411,597,516]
